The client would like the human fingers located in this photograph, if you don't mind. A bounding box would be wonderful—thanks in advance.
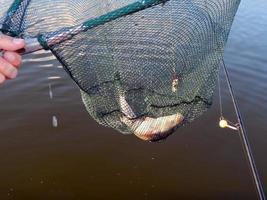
[0,35,25,51]
[0,73,6,84]
[3,51,22,67]
[0,56,18,79]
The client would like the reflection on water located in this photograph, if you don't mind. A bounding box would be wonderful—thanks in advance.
[0,0,267,199]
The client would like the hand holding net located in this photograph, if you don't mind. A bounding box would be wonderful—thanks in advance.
[0,0,241,141]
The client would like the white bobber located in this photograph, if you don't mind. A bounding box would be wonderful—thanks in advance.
[219,119,238,131]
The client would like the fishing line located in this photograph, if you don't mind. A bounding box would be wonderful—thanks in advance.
[221,59,266,200]
[217,68,223,118]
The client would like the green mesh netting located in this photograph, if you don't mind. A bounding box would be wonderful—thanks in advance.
[0,0,241,141]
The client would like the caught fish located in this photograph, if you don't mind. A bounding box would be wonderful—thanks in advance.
[172,78,179,92]
[172,73,179,92]
[119,93,184,141]
[118,91,136,119]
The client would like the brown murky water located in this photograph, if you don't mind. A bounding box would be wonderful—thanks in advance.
[0,0,267,199]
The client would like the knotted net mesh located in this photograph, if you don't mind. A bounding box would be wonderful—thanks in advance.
[0,0,241,141]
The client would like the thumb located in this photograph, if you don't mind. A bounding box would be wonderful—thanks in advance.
[0,35,25,51]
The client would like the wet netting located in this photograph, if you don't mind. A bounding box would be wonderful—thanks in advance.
[0,0,241,141]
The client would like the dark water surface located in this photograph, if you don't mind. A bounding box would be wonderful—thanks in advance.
[0,0,267,199]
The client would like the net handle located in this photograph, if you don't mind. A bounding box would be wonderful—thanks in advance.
[0,0,168,55]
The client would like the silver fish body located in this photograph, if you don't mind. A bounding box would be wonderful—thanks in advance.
[119,93,184,141]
